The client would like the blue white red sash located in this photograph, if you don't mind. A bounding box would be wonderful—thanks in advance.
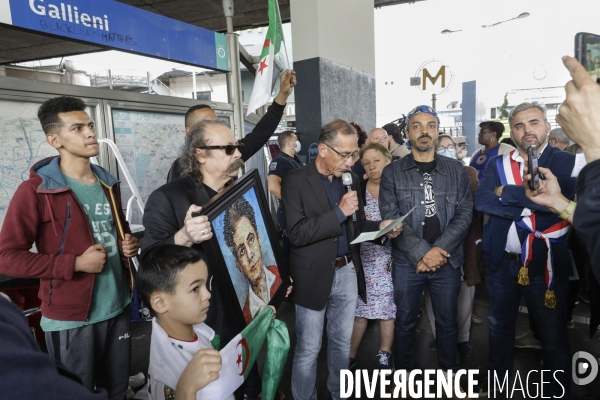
[495,151,569,308]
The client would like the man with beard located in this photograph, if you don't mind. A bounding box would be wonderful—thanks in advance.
[166,70,296,182]
[474,102,576,398]
[140,119,290,400]
[378,105,472,393]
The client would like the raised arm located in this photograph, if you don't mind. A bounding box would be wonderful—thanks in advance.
[240,70,296,161]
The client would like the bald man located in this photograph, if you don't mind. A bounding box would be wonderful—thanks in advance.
[352,128,401,180]
[166,70,296,182]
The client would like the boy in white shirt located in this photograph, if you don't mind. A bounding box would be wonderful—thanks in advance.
[138,244,233,400]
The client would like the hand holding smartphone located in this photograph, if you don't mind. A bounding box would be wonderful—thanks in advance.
[527,146,539,191]
[575,32,600,82]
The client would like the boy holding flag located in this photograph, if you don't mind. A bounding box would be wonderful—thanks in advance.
[138,244,289,400]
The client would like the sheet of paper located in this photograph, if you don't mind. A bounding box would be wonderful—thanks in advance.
[350,207,415,244]
[571,153,587,178]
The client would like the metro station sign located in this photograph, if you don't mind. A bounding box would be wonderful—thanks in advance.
[412,59,453,95]
[0,0,229,71]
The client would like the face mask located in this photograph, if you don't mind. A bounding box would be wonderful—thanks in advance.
[295,141,301,153]
[459,149,468,159]
[437,148,456,159]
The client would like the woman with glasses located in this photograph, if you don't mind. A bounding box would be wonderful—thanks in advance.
[349,142,396,371]
[424,134,485,358]
[469,121,515,180]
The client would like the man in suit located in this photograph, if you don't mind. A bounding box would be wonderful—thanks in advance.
[282,120,401,400]
[474,101,576,398]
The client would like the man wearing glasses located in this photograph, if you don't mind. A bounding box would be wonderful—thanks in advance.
[282,120,401,400]
[140,70,295,400]
[166,70,296,182]
[379,105,472,395]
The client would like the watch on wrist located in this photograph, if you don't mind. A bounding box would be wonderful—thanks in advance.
[558,201,577,220]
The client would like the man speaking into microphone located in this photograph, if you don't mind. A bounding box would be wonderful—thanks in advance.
[282,119,402,400]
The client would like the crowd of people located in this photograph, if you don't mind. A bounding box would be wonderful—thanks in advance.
[1,56,600,400]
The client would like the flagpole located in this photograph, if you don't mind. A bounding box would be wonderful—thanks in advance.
[274,0,291,69]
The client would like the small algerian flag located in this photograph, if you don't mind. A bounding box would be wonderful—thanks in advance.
[198,307,290,400]
[246,0,284,116]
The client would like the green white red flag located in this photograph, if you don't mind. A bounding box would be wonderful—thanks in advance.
[198,306,290,400]
[246,0,284,115]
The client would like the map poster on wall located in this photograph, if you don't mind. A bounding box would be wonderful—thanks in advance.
[112,109,185,226]
[0,99,71,229]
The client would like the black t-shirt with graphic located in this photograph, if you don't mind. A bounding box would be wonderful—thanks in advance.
[415,160,441,245]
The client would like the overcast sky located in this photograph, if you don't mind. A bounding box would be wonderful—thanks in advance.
[374,0,600,125]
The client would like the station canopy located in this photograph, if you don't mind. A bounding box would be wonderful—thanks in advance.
[0,0,421,65]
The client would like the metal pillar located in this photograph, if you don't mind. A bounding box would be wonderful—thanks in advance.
[147,71,152,94]
[223,0,244,141]
[432,93,437,111]
[192,71,197,99]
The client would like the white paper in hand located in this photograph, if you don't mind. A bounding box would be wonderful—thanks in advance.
[350,207,415,244]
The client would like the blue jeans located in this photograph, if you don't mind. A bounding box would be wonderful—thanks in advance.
[291,263,358,400]
[487,256,570,398]
[392,263,461,371]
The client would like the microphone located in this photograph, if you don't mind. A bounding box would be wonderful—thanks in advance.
[342,172,357,222]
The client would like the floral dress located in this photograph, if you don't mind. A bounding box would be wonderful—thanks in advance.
[355,188,396,320]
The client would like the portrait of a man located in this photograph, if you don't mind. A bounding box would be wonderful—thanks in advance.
[217,188,282,324]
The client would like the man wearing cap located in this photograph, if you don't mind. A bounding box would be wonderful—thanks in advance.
[470,121,515,180]
[383,123,411,158]
[379,105,472,385]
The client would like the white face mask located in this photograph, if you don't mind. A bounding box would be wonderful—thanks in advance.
[437,148,457,159]
[295,141,301,153]
[458,149,468,159]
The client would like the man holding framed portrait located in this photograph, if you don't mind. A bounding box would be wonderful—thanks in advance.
[140,70,295,400]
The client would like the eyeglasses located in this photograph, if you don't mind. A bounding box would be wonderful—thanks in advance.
[325,143,359,161]
[196,143,245,155]
[436,145,456,151]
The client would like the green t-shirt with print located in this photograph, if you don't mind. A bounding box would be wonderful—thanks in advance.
[41,174,130,332]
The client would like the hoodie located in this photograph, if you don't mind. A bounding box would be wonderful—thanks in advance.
[0,156,132,321]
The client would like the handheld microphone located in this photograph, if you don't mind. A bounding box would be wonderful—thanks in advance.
[342,172,357,222]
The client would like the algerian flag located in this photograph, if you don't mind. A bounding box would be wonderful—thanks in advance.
[198,307,290,400]
[246,0,284,116]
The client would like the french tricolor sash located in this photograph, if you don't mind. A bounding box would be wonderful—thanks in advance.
[496,151,570,308]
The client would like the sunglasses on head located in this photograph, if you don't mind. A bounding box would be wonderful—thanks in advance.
[196,143,245,155]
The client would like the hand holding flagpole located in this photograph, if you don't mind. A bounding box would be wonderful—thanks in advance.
[246,0,295,115]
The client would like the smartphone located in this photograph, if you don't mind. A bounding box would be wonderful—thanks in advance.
[575,32,600,79]
[527,146,539,191]
[191,211,203,218]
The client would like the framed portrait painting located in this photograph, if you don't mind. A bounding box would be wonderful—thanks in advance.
[200,169,289,330]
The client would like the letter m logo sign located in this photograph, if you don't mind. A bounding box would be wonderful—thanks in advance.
[422,66,446,90]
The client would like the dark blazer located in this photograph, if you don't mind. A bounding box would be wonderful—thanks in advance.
[281,161,380,311]
[474,145,576,276]
[140,177,211,252]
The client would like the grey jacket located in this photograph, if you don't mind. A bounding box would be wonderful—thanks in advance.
[379,153,472,268]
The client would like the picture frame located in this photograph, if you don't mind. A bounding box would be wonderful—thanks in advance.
[200,169,289,330]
